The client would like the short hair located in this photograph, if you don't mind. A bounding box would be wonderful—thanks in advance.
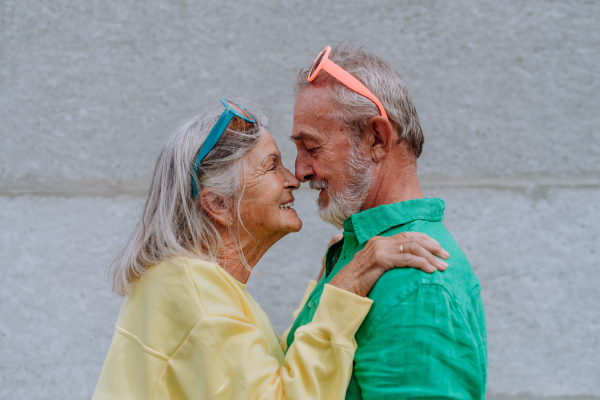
[110,99,267,296]
[295,43,424,158]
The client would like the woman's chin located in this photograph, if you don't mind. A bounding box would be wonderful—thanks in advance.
[277,208,302,232]
[287,219,303,233]
[283,214,303,233]
[290,221,302,233]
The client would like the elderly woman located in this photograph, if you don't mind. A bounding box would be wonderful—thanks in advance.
[92,99,448,400]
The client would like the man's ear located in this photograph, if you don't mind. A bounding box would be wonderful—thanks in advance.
[366,116,395,162]
[199,188,231,226]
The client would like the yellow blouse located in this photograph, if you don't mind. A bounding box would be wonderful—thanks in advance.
[92,257,372,400]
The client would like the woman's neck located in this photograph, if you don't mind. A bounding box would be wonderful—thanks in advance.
[217,229,284,284]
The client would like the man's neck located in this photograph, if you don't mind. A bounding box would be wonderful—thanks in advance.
[361,161,423,211]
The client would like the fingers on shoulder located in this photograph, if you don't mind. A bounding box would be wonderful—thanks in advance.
[393,231,438,244]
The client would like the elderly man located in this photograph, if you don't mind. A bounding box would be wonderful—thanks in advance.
[286,44,487,399]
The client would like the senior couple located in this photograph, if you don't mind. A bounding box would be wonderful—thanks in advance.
[93,44,487,399]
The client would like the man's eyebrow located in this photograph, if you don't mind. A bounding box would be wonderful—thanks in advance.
[290,132,314,142]
[261,153,280,165]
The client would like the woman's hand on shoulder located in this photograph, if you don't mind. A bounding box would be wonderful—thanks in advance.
[329,232,450,297]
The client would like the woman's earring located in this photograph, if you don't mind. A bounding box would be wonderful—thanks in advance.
[226,221,233,228]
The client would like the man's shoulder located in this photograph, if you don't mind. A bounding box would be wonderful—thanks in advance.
[381,218,478,289]
[358,219,482,334]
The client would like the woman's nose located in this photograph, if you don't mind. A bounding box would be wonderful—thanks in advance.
[284,168,301,190]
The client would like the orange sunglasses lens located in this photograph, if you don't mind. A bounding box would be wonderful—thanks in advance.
[308,49,327,81]
[224,100,252,120]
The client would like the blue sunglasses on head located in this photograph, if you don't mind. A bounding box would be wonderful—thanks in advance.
[192,99,256,198]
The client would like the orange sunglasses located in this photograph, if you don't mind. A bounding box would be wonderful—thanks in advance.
[307,46,388,120]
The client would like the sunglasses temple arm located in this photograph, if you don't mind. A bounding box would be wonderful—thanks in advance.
[321,59,388,120]
[191,111,235,197]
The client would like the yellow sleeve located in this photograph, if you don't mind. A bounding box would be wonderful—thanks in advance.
[293,280,318,319]
[280,280,318,348]
[162,284,372,400]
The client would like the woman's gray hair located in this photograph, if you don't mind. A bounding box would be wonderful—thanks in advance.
[110,100,267,296]
[295,43,424,158]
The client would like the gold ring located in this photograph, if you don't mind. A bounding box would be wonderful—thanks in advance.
[400,244,403,254]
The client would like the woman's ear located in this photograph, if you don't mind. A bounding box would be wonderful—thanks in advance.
[199,188,231,226]
[366,116,395,162]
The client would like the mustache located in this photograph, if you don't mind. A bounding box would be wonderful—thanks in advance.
[308,179,328,191]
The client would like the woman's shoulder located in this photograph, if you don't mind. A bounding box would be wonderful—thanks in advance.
[114,257,213,356]
[129,257,212,299]
[133,255,216,281]
[114,257,248,355]
[132,256,248,316]
[180,257,250,317]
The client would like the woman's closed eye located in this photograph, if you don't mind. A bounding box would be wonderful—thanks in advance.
[261,153,282,172]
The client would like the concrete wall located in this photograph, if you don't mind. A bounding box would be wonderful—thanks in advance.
[1,0,598,398]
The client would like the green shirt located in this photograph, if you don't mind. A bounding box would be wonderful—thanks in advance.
[286,198,487,399]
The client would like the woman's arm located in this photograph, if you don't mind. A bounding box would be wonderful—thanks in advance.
[168,234,448,400]
[330,231,449,296]
[280,279,317,349]
[283,231,448,355]
[168,283,372,400]
[280,233,342,348]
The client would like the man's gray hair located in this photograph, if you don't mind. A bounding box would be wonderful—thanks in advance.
[295,43,424,158]
[110,100,267,296]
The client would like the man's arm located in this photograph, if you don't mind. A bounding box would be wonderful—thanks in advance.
[353,284,486,400]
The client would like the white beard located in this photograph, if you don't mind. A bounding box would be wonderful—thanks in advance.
[309,142,375,229]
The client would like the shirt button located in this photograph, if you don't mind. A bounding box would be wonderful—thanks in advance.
[308,300,313,308]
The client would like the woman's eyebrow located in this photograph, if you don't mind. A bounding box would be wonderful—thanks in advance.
[261,153,280,165]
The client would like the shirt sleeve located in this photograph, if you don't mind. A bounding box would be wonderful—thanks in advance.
[163,284,372,400]
[280,280,318,349]
[293,280,318,319]
[353,284,486,400]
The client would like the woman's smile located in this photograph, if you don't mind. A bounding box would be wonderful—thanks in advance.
[279,199,295,210]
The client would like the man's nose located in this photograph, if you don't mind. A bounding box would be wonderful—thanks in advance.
[294,152,314,182]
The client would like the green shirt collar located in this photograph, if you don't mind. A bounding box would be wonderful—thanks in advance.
[343,198,446,244]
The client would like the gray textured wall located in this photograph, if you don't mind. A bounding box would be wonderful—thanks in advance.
[1,1,599,399]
